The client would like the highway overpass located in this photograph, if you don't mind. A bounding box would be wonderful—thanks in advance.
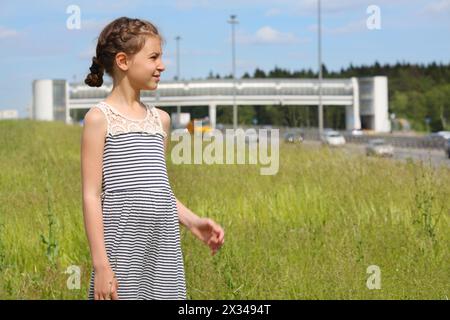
[32,76,390,132]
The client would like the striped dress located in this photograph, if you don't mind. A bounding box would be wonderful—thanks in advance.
[87,101,187,300]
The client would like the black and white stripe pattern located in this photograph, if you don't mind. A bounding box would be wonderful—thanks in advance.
[88,103,187,300]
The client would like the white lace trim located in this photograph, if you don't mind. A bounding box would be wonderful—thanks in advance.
[93,101,167,138]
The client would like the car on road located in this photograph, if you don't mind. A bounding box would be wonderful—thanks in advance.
[436,131,450,140]
[284,131,304,143]
[426,132,450,148]
[426,131,450,141]
[320,130,346,146]
[366,139,394,157]
[351,128,364,136]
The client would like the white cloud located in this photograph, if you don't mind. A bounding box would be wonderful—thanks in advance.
[236,26,303,45]
[0,26,20,39]
[423,0,450,14]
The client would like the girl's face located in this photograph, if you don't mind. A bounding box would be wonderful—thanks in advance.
[126,36,165,90]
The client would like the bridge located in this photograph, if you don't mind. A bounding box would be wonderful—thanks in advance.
[32,76,390,132]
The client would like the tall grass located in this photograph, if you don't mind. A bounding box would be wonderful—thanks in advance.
[0,119,449,299]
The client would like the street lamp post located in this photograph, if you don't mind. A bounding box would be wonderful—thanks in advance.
[175,35,182,127]
[318,0,323,135]
[175,35,181,81]
[228,14,239,130]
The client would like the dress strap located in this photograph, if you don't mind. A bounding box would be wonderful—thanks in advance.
[91,103,111,137]
[147,104,167,138]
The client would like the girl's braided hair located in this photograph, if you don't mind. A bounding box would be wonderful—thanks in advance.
[85,17,165,87]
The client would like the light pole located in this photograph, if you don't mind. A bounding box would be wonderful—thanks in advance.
[318,0,324,135]
[227,14,239,130]
[175,35,181,81]
[175,35,182,127]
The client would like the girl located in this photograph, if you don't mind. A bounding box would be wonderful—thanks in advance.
[81,16,225,300]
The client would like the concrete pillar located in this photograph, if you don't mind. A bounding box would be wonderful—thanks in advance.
[208,103,216,129]
[372,76,391,132]
[351,77,361,130]
[65,81,70,124]
[32,79,54,121]
[176,105,181,127]
[345,106,354,130]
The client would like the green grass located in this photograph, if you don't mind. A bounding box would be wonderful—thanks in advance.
[0,119,449,299]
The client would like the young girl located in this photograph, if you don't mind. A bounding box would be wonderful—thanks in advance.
[81,16,225,300]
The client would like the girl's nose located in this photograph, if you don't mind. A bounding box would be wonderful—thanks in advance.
[158,61,166,72]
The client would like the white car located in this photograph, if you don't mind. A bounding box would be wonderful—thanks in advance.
[366,139,394,157]
[284,132,304,143]
[320,130,346,146]
[427,131,450,141]
[351,129,364,136]
[436,131,450,140]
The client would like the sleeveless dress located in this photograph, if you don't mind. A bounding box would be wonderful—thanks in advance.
[87,101,187,300]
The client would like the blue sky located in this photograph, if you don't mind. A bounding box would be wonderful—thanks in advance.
[0,0,449,117]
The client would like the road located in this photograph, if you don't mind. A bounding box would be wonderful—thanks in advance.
[299,140,450,169]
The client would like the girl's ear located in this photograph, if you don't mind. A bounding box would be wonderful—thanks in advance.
[115,52,129,71]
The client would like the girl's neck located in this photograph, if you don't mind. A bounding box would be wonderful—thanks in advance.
[108,78,142,110]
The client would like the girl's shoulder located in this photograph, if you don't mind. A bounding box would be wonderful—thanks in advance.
[153,107,170,126]
[87,103,110,126]
[82,105,108,140]
[85,103,108,124]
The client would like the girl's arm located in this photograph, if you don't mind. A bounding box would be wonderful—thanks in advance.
[80,108,111,270]
[157,107,201,230]
[157,108,225,255]
[175,198,201,230]
[81,108,119,299]
[175,196,225,256]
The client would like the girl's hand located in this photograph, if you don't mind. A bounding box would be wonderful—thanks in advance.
[94,265,119,300]
[189,217,225,256]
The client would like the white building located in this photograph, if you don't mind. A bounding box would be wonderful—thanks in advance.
[32,79,68,122]
[32,76,391,132]
[0,109,19,120]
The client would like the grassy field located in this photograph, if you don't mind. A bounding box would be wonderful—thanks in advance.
[0,119,449,299]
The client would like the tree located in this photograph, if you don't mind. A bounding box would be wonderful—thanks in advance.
[253,68,266,78]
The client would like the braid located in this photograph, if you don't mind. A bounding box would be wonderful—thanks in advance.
[84,56,104,87]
